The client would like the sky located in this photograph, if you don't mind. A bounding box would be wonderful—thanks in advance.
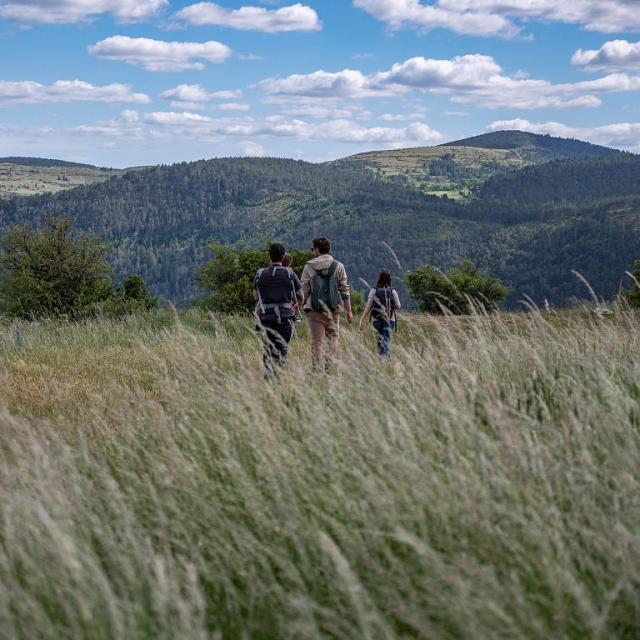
[1,0,640,167]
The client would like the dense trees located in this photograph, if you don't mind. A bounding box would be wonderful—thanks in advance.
[406,260,508,314]
[0,219,155,319]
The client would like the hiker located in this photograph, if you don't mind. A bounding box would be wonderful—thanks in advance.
[301,236,352,369]
[253,243,304,376]
[359,269,401,358]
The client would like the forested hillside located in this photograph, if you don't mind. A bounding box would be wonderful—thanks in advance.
[1,149,639,308]
[334,130,621,199]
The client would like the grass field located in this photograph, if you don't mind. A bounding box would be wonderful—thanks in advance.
[0,163,119,197]
[0,309,639,639]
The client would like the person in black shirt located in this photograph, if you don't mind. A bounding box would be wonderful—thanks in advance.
[253,243,303,376]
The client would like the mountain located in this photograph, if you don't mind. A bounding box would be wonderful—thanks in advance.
[0,157,125,198]
[443,130,622,161]
[334,130,622,199]
[1,149,639,309]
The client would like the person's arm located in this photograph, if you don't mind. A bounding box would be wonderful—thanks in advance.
[336,262,353,323]
[359,289,375,330]
[301,264,312,305]
[293,273,304,305]
[392,289,401,311]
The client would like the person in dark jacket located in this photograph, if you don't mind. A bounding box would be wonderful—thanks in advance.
[253,243,304,376]
[359,269,401,358]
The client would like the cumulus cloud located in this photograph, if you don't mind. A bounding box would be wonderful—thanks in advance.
[239,140,267,156]
[572,40,640,72]
[487,118,640,151]
[176,2,321,32]
[258,54,640,109]
[0,79,149,105]
[65,110,442,147]
[89,36,232,72]
[257,68,402,98]
[0,0,166,23]
[354,0,640,37]
[160,84,241,108]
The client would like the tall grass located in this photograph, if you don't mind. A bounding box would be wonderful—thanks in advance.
[0,309,639,639]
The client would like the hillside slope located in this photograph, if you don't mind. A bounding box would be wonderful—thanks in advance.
[1,154,639,308]
[0,157,123,197]
[335,130,622,199]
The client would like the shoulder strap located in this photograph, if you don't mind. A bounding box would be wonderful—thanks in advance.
[328,260,338,277]
[256,268,266,312]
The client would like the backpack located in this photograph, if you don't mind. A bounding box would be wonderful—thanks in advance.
[310,260,341,313]
[256,266,297,322]
[370,287,397,322]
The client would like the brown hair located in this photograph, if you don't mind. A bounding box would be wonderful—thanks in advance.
[312,236,331,255]
[376,269,392,288]
[282,252,292,268]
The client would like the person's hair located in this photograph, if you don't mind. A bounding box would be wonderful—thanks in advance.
[376,269,392,288]
[282,252,292,268]
[269,243,286,263]
[312,236,331,255]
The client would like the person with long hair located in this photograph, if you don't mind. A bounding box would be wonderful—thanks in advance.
[359,269,401,357]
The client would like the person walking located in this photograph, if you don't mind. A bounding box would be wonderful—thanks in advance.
[253,243,303,376]
[359,269,401,358]
[301,236,352,370]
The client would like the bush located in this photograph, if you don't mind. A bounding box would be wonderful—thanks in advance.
[0,219,114,319]
[196,243,311,313]
[621,260,640,308]
[0,219,157,320]
[406,259,508,314]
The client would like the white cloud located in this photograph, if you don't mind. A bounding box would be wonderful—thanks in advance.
[176,2,321,32]
[0,79,149,105]
[89,36,232,72]
[65,110,442,146]
[262,96,374,119]
[487,118,640,151]
[258,54,640,109]
[572,40,640,72]
[0,0,166,23]
[257,68,401,98]
[218,102,251,111]
[239,140,267,156]
[354,0,640,37]
[160,84,241,108]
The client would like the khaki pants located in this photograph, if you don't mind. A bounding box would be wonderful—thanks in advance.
[306,310,340,369]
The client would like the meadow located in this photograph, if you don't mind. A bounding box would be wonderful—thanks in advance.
[0,308,638,639]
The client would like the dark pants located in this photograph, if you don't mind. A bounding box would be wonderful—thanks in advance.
[372,318,395,357]
[260,318,293,375]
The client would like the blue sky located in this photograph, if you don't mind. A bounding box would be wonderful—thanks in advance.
[1,0,640,167]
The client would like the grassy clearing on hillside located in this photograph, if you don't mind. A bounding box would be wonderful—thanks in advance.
[0,309,639,639]
[0,163,117,197]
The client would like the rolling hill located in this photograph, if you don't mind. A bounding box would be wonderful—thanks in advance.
[0,157,125,198]
[1,138,639,309]
[334,130,622,199]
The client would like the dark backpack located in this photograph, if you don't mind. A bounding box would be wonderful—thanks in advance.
[310,260,341,312]
[371,287,397,322]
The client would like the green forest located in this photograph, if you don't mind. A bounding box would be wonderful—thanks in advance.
[1,132,638,308]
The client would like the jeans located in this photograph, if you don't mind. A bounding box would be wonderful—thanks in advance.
[260,318,293,375]
[372,318,395,357]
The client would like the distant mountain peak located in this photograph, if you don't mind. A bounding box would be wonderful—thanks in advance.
[440,130,621,159]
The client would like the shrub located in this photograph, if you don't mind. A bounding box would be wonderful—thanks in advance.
[406,259,508,314]
[0,218,114,319]
[621,260,640,308]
